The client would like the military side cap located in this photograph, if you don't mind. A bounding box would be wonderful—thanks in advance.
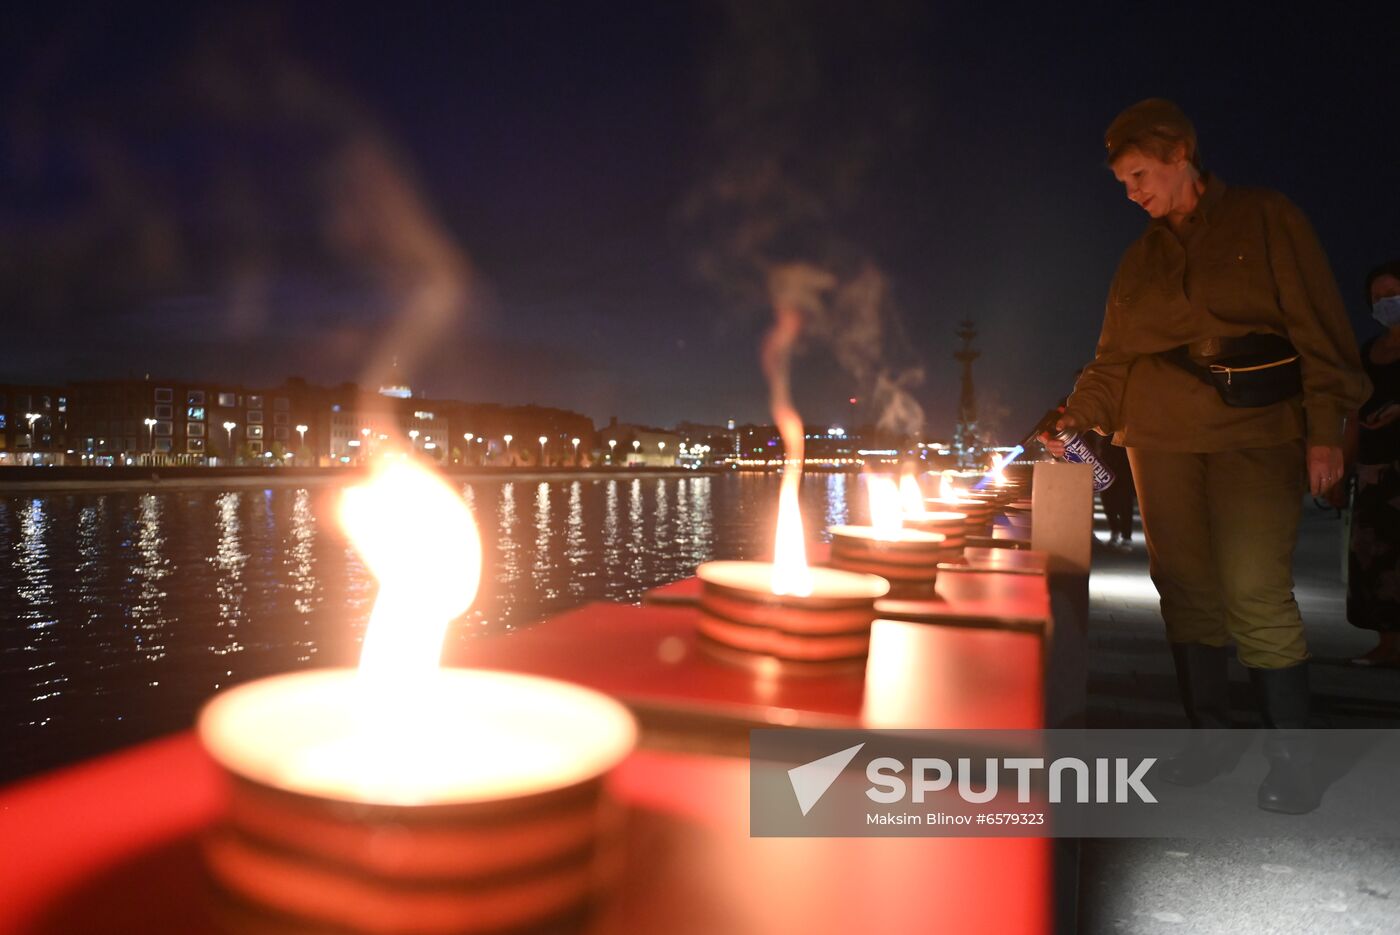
[1104,98,1197,164]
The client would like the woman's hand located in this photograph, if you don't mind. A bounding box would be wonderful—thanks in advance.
[1307,444,1344,498]
[1040,410,1080,458]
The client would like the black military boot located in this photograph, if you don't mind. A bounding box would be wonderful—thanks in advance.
[1248,663,1320,814]
[1159,642,1241,786]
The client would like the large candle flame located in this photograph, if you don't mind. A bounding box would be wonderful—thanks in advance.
[989,452,1007,486]
[898,472,925,517]
[866,474,903,540]
[340,457,482,689]
[939,470,957,500]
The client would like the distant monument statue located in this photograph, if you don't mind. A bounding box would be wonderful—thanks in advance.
[953,321,980,468]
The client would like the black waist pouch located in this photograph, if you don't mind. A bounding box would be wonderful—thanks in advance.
[1160,333,1303,408]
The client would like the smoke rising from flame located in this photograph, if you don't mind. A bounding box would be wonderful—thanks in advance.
[684,3,928,436]
[762,264,829,596]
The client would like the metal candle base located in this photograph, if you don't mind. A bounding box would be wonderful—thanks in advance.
[694,561,888,664]
[925,497,991,533]
[197,669,637,935]
[827,525,951,596]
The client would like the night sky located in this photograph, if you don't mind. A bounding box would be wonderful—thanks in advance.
[3,1,1396,439]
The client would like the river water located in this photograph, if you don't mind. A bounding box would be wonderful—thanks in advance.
[0,472,861,782]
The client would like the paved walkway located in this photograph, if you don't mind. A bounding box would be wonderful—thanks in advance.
[1078,501,1400,934]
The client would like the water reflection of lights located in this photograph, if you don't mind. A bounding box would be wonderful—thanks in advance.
[288,489,319,662]
[602,480,622,598]
[823,473,850,531]
[689,476,715,566]
[4,475,872,779]
[628,478,645,584]
[133,494,170,662]
[18,499,55,628]
[534,482,557,601]
[212,493,247,676]
[17,499,62,720]
[496,482,519,626]
[566,481,587,598]
[654,477,670,546]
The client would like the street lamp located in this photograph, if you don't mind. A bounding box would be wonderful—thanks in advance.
[632,439,640,462]
[144,418,157,455]
[504,434,513,461]
[296,424,308,447]
[463,432,474,465]
[571,437,580,465]
[222,421,237,453]
[538,435,548,466]
[408,429,420,449]
[608,439,617,462]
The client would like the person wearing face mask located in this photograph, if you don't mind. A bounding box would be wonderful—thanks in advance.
[1049,99,1370,814]
[1339,260,1400,666]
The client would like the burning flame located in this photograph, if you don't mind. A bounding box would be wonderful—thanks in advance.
[866,474,903,540]
[340,457,482,689]
[989,452,1007,486]
[939,470,957,500]
[898,472,925,517]
[772,476,813,595]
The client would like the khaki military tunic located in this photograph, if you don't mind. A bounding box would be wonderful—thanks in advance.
[1066,174,1369,450]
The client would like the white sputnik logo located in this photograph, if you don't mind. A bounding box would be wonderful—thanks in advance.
[788,743,865,816]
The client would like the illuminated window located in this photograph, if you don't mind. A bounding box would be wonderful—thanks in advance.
[247,425,264,439]
[187,406,206,421]
[188,423,206,437]
[248,410,263,424]
[154,388,173,403]
[187,437,206,452]
[248,396,264,409]
[155,438,173,453]
[248,440,264,454]
[187,390,205,405]
[217,392,237,407]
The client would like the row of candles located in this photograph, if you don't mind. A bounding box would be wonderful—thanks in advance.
[197,449,1026,932]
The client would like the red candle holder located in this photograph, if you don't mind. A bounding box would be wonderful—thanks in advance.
[828,525,951,595]
[197,669,637,935]
[693,561,888,666]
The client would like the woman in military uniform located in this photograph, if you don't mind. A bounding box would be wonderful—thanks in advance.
[1057,99,1369,813]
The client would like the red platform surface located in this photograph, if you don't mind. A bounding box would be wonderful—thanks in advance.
[875,568,1053,634]
[0,735,1051,935]
[452,602,1044,732]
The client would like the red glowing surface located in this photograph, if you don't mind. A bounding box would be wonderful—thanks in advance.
[0,738,1051,935]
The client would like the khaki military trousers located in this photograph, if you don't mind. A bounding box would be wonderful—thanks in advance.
[1127,440,1308,669]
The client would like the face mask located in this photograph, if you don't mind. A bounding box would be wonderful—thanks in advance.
[1375,295,1400,328]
